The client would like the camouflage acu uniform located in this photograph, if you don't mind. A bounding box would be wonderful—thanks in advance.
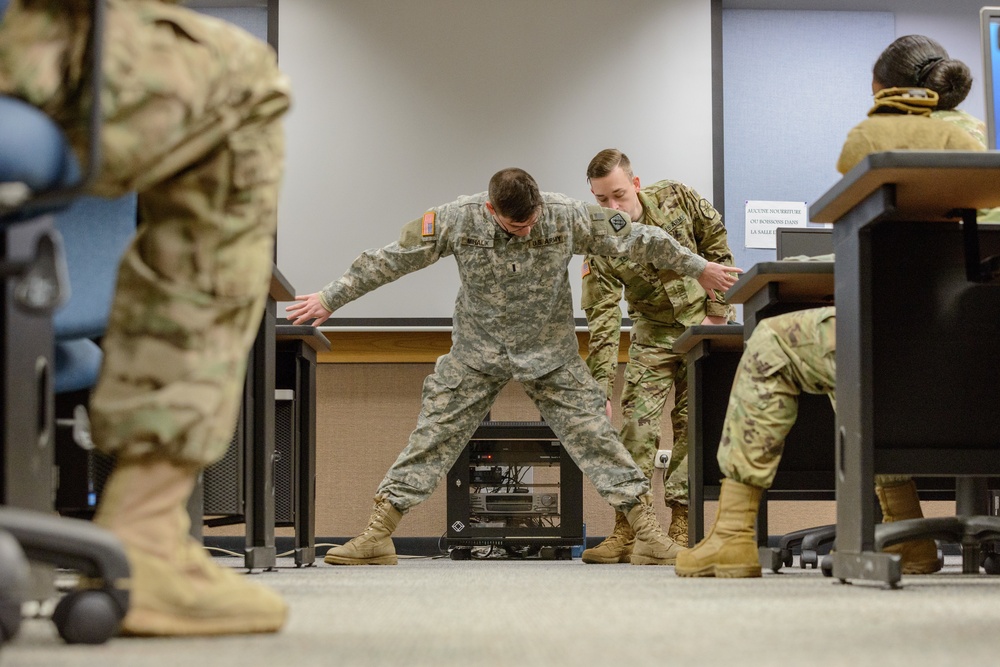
[581,181,734,506]
[0,0,291,465]
[716,307,911,488]
[318,192,710,512]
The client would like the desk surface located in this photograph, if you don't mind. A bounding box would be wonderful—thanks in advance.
[725,261,834,305]
[810,150,1000,224]
[673,324,745,355]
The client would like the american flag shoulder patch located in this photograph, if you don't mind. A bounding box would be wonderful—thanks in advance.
[422,211,436,237]
[581,260,591,277]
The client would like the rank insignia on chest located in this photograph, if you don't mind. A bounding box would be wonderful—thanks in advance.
[421,211,436,237]
[581,260,591,277]
[609,213,627,232]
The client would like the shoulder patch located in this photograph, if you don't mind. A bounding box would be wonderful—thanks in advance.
[698,198,717,219]
[421,211,436,237]
[587,204,606,221]
[581,260,591,278]
[608,213,627,232]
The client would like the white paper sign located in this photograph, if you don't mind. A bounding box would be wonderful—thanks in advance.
[744,200,808,249]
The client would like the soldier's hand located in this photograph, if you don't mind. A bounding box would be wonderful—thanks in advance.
[697,262,742,300]
[286,293,333,326]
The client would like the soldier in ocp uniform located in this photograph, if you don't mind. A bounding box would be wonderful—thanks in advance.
[287,168,742,566]
[579,149,736,564]
[1,0,291,634]
[676,34,982,578]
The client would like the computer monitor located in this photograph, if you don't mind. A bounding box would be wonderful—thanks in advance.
[981,7,1000,150]
[775,227,833,259]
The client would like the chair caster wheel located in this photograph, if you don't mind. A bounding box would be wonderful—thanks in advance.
[52,589,122,644]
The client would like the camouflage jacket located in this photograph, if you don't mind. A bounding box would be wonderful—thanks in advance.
[580,180,734,397]
[319,191,708,382]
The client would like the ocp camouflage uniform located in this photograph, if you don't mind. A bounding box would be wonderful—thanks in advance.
[0,0,292,466]
[581,181,734,506]
[1,0,292,633]
[318,192,710,512]
[716,307,911,488]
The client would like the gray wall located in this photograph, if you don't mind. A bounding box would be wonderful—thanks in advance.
[265,0,991,323]
[276,0,715,322]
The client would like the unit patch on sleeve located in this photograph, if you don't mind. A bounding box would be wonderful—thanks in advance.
[421,210,436,237]
[608,213,627,232]
[698,198,716,219]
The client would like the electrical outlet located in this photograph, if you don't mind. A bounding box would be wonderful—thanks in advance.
[654,449,671,469]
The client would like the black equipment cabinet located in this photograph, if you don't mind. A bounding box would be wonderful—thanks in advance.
[445,421,583,560]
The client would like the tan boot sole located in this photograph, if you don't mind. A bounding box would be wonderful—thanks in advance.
[324,553,398,565]
[716,564,762,578]
[629,554,676,566]
[901,559,943,575]
[581,552,631,564]
[675,564,715,577]
[121,607,286,636]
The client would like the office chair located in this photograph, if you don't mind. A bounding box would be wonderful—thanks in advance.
[0,0,130,645]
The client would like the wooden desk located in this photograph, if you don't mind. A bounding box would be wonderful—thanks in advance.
[810,151,1000,586]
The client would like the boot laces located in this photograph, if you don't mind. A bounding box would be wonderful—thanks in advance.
[361,502,390,536]
[640,503,669,540]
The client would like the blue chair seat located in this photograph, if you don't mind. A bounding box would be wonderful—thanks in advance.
[54,338,103,394]
[0,96,79,221]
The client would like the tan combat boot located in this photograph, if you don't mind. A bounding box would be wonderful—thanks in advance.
[324,495,402,565]
[876,480,942,574]
[675,478,762,578]
[581,511,634,564]
[94,457,287,636]
[625,496,684,565]
[667,501,689,547]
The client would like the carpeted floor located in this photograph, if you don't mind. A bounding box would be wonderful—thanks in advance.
[4,554,1000,667]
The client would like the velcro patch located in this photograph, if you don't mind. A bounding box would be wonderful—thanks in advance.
[422,211,436,237]
[588,205,606,221]
[461,236,493,248]
[699,198,716,219]
[608,213,627,232]
[581,260,591,277]
[528,234,566,248]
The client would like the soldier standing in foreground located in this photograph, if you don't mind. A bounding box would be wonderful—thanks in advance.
[0,0,291,634]
[287,167,742,566]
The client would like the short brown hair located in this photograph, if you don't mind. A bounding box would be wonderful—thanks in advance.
[488,168,543,222]
[586,148,634,181]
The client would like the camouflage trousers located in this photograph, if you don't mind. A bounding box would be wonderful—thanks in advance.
[619,340,689,506]
[377,353,650,512]
[0,0,291,466]
[717,307,909,489]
